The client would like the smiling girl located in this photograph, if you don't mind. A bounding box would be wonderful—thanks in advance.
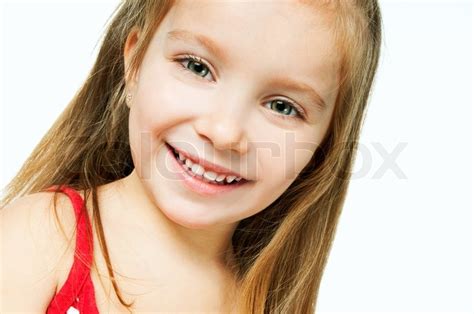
[1,0,382,313]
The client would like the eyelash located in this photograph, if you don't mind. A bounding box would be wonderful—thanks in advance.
[174,54,306,121]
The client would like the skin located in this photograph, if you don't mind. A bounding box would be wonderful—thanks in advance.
[74,0,340,311]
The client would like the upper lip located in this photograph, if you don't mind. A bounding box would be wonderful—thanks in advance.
[167,142,249,181]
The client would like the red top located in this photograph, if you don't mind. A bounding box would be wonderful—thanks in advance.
[44,185,99,314]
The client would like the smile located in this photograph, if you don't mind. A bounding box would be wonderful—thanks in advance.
[165,142,250,196]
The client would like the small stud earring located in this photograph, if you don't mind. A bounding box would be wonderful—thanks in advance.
[126,93,133,106]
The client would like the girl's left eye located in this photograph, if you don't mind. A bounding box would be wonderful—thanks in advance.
[264,99,305,120]
[174,54,306,121]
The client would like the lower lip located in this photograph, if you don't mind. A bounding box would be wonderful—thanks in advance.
[165,142,250,196]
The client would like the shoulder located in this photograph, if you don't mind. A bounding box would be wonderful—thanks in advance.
[0,190,80,312]
[1,190,80,245]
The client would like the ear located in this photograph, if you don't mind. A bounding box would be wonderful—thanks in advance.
[123,27,140,87]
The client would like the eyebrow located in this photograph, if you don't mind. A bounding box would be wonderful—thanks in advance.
[166,29,230,65]
[166,29,327,111]
[266,77,327,111]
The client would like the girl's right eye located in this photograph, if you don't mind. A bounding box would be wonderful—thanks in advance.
[175,54,215,82]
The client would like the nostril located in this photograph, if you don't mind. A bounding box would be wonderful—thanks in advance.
[199,134,214,146]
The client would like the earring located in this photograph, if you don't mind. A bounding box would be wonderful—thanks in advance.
[126,93,133,106]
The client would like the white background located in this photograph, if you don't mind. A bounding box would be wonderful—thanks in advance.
[1,0,472,313]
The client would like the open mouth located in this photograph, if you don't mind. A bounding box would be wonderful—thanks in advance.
[166,142,248,187]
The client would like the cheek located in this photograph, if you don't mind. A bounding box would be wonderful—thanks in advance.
[284,132,319,179]
[127,62,212,178]
[256,129,319,182]
[131,56,211,134]
[132,74,185,133]
[251,131,318,210]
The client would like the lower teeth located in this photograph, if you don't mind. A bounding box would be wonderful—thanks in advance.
[173,152,235,185]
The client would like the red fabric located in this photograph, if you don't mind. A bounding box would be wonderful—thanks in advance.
[44,185,99,314]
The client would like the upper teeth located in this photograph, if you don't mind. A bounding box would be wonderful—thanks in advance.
[178,151,242,184]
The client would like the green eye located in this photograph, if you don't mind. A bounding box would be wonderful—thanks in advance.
[176,54,213,81]
[186,60,209,77]
[270,100,293,115]
[175,54,306,121]
[266,99,305,120]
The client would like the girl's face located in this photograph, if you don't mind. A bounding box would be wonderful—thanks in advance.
[126,0,340,230]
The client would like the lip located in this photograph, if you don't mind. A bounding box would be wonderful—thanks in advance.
[166,142,247,180]
[165,143,250,196]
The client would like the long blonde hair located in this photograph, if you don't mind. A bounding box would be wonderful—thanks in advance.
[1,0,382,313]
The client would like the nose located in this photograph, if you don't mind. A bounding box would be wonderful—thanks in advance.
[193,104,250,155]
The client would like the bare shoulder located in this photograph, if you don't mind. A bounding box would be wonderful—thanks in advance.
[0,190,79,312]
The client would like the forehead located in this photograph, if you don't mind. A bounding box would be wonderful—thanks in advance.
[157,0,341,107]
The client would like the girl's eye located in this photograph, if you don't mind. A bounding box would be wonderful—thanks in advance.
[174,54,306,121]
[175,54,214,81]
[265,99,306,121]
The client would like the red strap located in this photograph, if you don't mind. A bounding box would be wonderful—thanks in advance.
[44,185,99,314]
